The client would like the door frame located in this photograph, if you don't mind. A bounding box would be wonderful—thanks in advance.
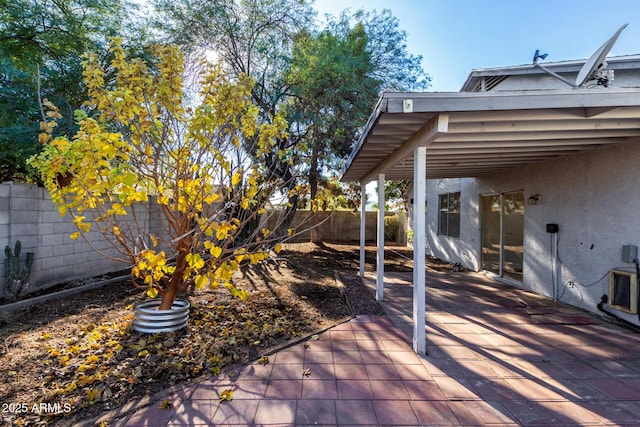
[480,190,524,282]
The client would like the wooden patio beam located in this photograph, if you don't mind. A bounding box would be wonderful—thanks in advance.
[360,113,448,184]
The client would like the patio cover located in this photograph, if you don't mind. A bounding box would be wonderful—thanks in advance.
[341,88,640,354]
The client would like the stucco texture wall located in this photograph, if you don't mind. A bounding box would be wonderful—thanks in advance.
[426,137,640,323]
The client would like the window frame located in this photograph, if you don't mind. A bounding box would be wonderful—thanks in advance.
[438,192,461,238]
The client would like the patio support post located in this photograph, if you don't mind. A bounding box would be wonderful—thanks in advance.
[413,146,427,355]
[376,173,385,301]
[359,183,366,278]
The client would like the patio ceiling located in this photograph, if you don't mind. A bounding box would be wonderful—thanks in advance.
[341,88,640,183]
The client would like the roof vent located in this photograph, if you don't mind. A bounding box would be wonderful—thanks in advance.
[470,76,509,92]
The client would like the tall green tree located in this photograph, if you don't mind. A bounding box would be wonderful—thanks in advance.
[286,10,428,241]
[285,24,379,241]
[0,0,143,182]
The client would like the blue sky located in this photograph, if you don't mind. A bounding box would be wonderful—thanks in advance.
[314,0,640,91]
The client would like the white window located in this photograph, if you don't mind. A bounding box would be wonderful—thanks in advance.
[438,192,460,238]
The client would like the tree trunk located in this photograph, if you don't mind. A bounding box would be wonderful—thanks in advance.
[268,137,300,242]
[158,282,178,310]
[157,249,187,310]
[309,144,322,244]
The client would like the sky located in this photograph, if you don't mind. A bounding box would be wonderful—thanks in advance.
[314,0,640,92]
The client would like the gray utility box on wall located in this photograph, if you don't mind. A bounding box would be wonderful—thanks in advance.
[622,245,638,263]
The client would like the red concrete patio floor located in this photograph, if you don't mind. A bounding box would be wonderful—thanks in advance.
[103,270,640,426]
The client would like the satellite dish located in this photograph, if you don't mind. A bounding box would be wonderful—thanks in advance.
[575,23,628,87]
[532,23,628,88]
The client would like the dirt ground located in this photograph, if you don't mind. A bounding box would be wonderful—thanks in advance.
[0,242,438,426]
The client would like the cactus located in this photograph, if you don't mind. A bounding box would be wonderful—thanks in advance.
[4,240,34,301]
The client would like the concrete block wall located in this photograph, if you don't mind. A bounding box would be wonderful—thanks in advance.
[1,182,407,299]
[0,182,146,299]
[262,210,406,244]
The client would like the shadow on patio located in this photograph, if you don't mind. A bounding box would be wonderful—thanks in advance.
[364,270,640,425]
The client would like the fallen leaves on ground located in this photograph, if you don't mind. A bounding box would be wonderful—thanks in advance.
[218,389,233,402]
[0,242,406,426]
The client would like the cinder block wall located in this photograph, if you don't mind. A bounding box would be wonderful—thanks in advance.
[0,182,135,298]
[1,183,407,299]
[261,210,406,244]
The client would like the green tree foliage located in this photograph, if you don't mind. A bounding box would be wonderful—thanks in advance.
[153,0,314,116]
[285,10,428,240]
[285,23,378,240]
[286,23,379,192]
[383,179,410,212]
[0,0,143,182]
[326,9,429,92]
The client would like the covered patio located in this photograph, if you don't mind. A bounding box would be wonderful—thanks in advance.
[341,88,640,354]
[362,268,640,425]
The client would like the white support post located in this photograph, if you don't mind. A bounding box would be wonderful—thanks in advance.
[413,146,427,355]
[359,183,366,278]
[376,174,385,301]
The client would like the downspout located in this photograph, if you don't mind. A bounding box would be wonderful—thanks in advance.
[546,223,560,302]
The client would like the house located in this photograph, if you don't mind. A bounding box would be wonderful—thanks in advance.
[341,51,640,354]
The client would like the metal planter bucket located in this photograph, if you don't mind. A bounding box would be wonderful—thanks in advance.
[133,299,190,333]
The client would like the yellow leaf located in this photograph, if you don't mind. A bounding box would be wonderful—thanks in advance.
[186,253,205,269]
[195,274,208,289]
[257,356,269,365]
[70,231,81,240]
[219,389,233,402]
[147,287,159,298]
[85,388,100,403]
[231,173,242,186]
[210,245,222,258]
[158,400,172,409]
[111,203,126,215]
[274,244,282,254]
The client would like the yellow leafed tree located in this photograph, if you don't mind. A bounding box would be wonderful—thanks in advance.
[29,39,301,310]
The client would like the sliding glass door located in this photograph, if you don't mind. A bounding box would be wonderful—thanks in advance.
[481,192,524,282]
